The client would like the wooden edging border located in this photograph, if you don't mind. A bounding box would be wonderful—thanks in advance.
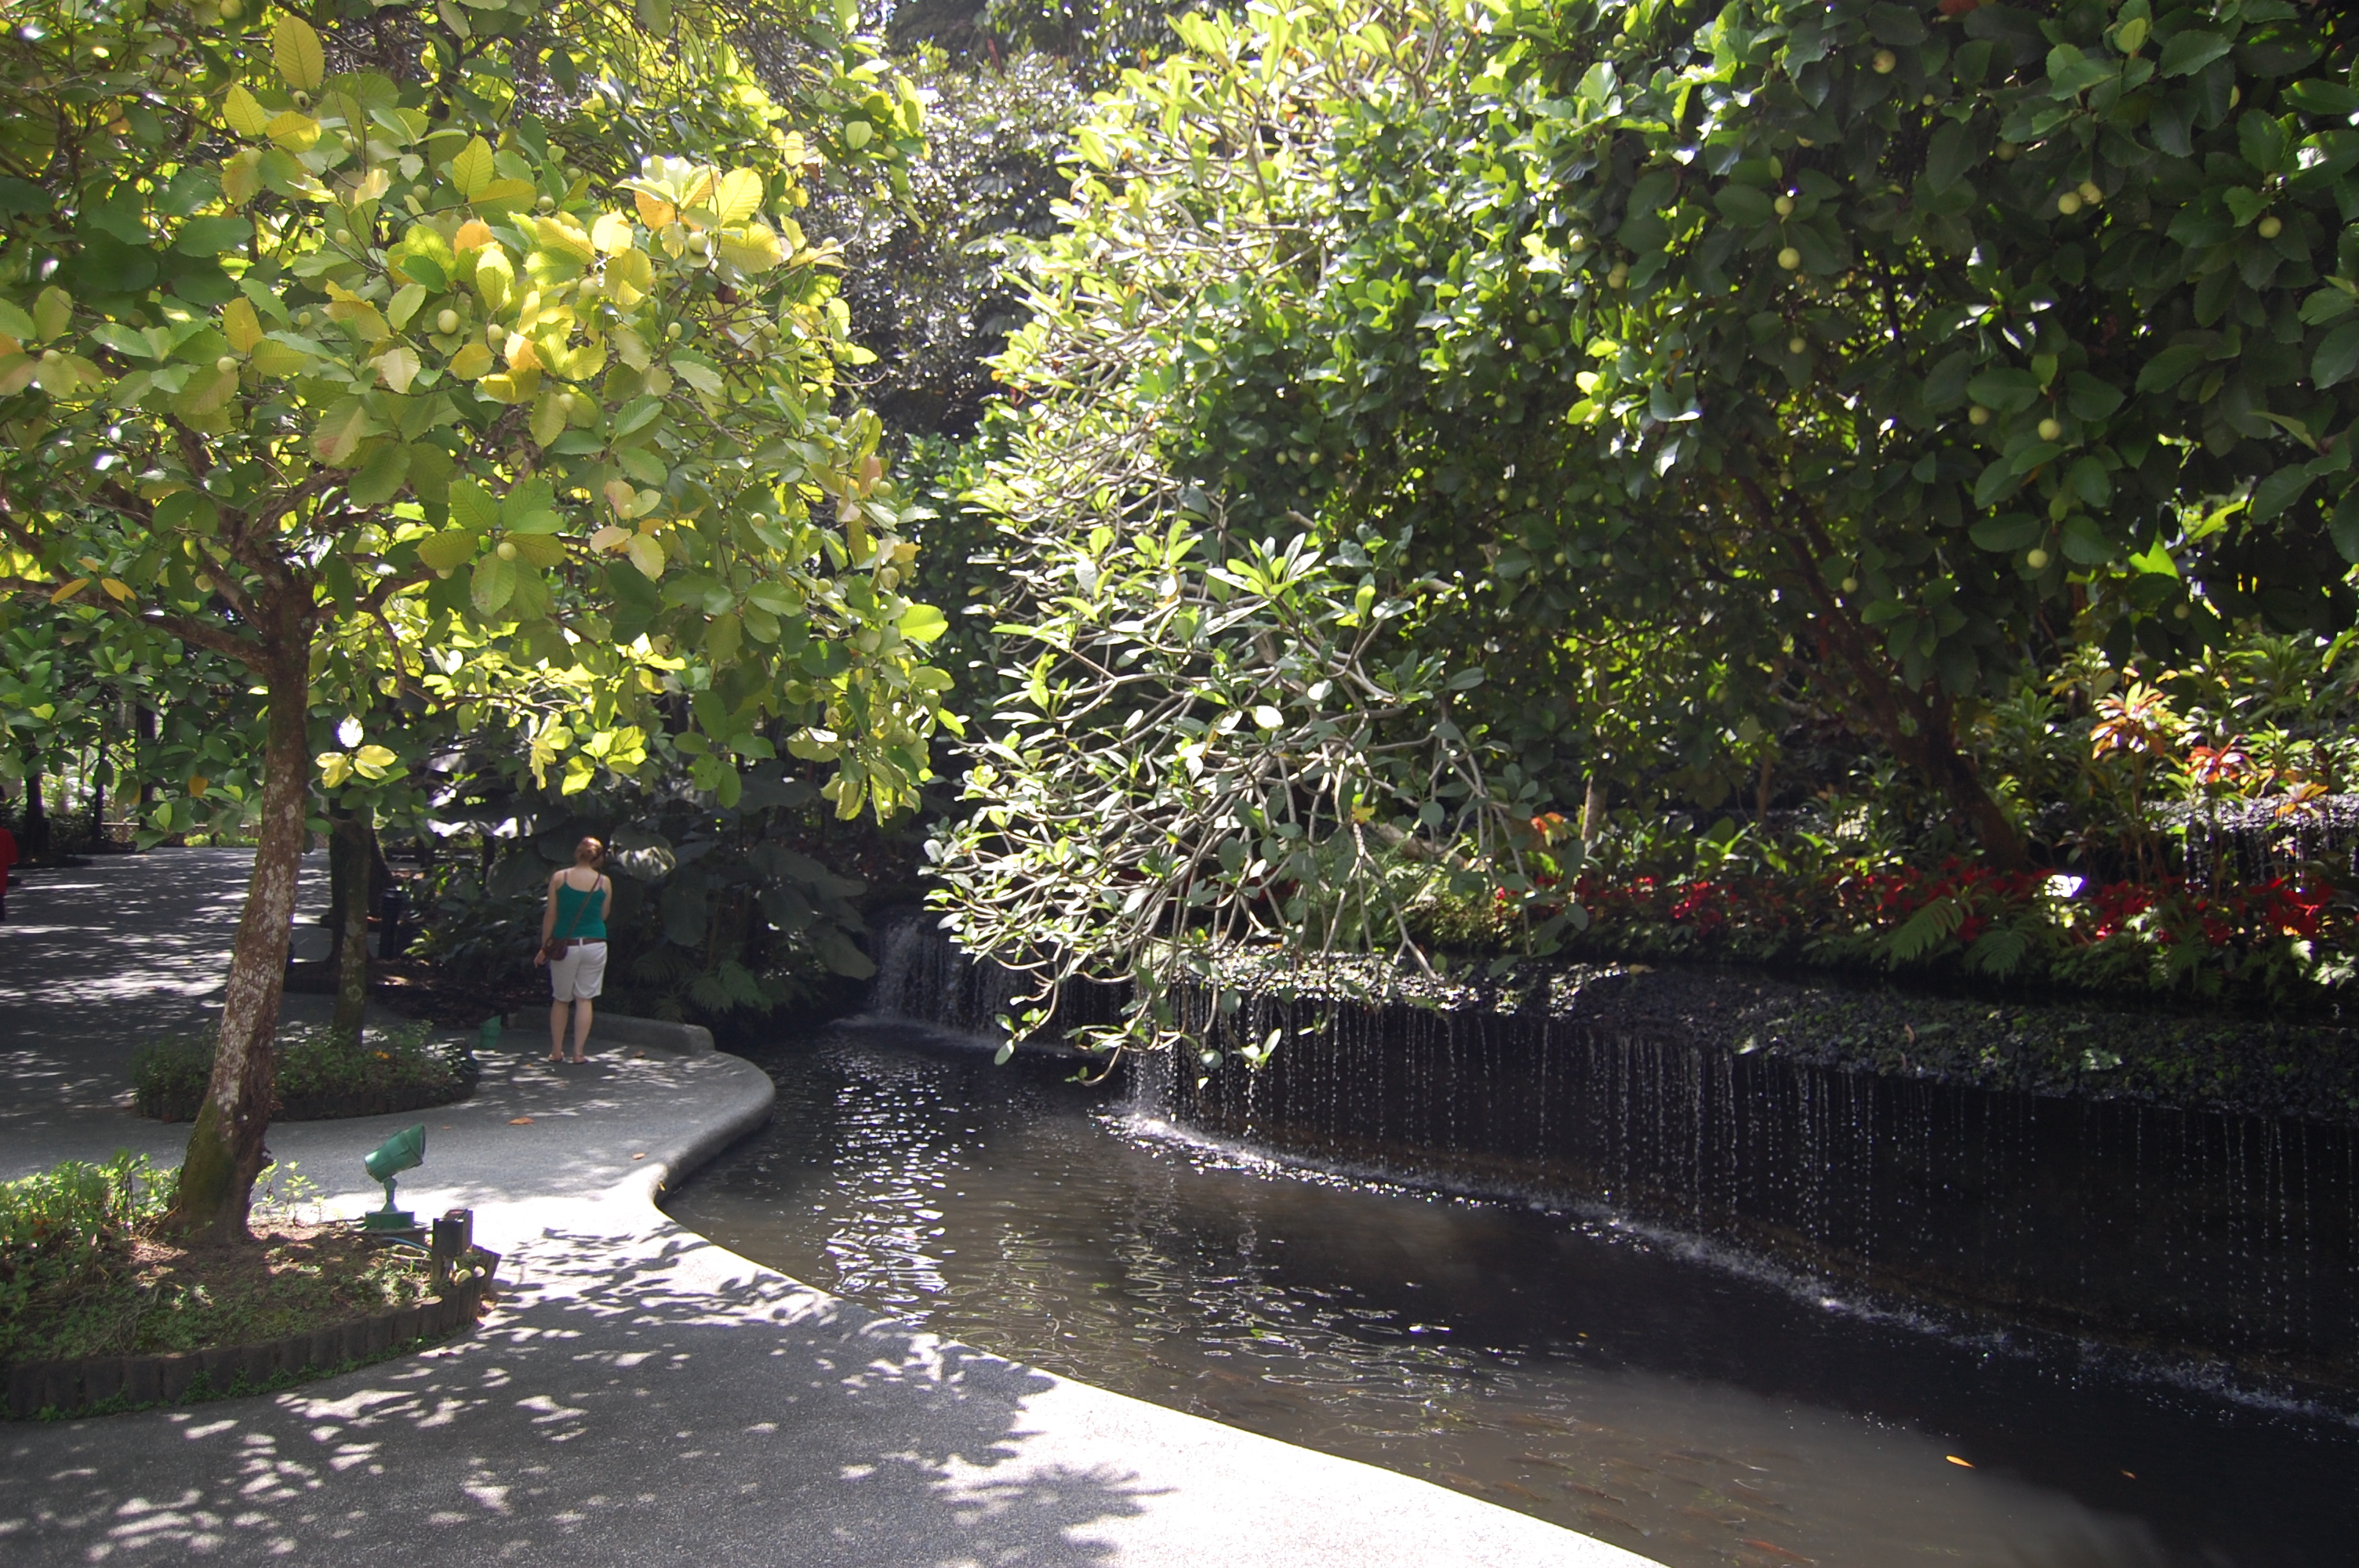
[2,1276,491,1421]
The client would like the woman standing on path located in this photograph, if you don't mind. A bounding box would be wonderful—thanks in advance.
[535,837,612,1064]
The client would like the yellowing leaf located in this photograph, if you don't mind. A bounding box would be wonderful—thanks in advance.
[273,14,326,93]
[481,368,540,403]
[316,752,353,788]
[222,297,264,353]
[374,345,421,394]
[504,332,542,372]
[634,191,676,229]
[604,248,652,310]
[353,743,397,778]
[266,111,320,152]
[624,533,666,579]
[589,524,631,552]
[535,215,595,262]
[0,355,33,396]
[715,223,783,274]
[313,397,380,466]
[472,245,513,309]
[100,578,134,603]
[591,212,635,254]
[449,136,495,201]
[711,167,764,225]
[49,577,90,604]
[453,219,495,252]
[448,342,494,379]
[187,775,209,798]
[472,178,536,216]
[223,85,271,138]
[222,150,264,207]
[529,390,567,446]
[251,338,310,376]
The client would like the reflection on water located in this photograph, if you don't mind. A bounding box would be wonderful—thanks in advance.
[663,1022,2359,1568]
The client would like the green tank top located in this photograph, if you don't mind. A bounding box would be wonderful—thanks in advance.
[554,879,607,941]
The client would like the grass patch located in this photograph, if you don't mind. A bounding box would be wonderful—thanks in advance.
[1,1154,434,1365]
[132,1018,477,1122]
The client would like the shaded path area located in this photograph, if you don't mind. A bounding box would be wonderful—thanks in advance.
[0,851,1654,1566]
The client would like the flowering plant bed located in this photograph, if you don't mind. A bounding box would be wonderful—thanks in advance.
[1554,857,2351,1007]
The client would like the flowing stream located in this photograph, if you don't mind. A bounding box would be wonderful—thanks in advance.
[665,1019,2359,1568]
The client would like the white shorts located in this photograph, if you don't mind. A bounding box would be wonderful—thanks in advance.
[550,940,607,1000]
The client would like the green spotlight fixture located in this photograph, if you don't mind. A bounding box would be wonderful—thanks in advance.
[360,1123,427,1232]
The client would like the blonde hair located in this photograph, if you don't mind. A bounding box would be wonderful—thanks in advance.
[574,836,606,866]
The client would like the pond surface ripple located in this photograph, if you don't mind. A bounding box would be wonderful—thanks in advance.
[663,1021,2358,1568]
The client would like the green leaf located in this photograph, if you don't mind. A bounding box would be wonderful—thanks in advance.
[2135,343,2208,394]
[313,397,379,466]
[273,14,327,93]
[2060,514,2114,565]
[415,529,477,571]
[471,552,518,615]
[2157,29,2230,77]
[449,477,500,533]
[1966,367,2041,412]
[1968,512,2042,552]
[2065,373,2124,421]
[2285,80,2359,118]
[348,443,410,506]
[175,215,251,256]
[1921,122,1976,193]
[1714,185,1774,226]
[2331,490,2359,564]
[2248,466,2314,525]
[2314,322,2359,388]
[449,137,496,202]
[899,603,950,643]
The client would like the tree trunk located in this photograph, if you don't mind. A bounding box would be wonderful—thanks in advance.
[329,808,373,1047]
[170,656,310,1246]
[20,750,48,859]
[1579,775,1608,844]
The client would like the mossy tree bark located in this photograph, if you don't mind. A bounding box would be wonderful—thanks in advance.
[169,654,311,1247]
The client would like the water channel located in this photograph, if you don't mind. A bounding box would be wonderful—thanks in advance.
[664,1019,2359,1568]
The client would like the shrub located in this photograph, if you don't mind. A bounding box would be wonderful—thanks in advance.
[132,1022,478,1123]
[0,1154,174,1363]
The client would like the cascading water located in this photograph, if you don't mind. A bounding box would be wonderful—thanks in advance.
[868,916,2357,1387]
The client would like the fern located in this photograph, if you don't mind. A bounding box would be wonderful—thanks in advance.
[1883,895,1964,966]
[1965,925,2030,979]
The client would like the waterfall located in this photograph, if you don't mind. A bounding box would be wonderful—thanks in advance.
[867,917,2358,1388]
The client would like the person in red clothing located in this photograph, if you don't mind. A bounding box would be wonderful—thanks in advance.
[0,818,16,922]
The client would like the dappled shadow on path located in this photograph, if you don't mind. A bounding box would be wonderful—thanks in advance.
[0,1218,1154,1566]
[0,851,326,1120]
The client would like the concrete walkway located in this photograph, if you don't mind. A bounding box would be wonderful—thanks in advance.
[0,851,1656,1566]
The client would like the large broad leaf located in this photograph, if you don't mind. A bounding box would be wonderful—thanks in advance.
[899,603,950,643]
[313,397,380,466]
[415,529,477,571]
[448,477,500,533]
[273,14,326,92]
[471,552,518,615]
[348,443,410,506]
[449,136,495,202]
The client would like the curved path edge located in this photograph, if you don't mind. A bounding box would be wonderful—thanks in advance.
[0,851,1660,1567]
